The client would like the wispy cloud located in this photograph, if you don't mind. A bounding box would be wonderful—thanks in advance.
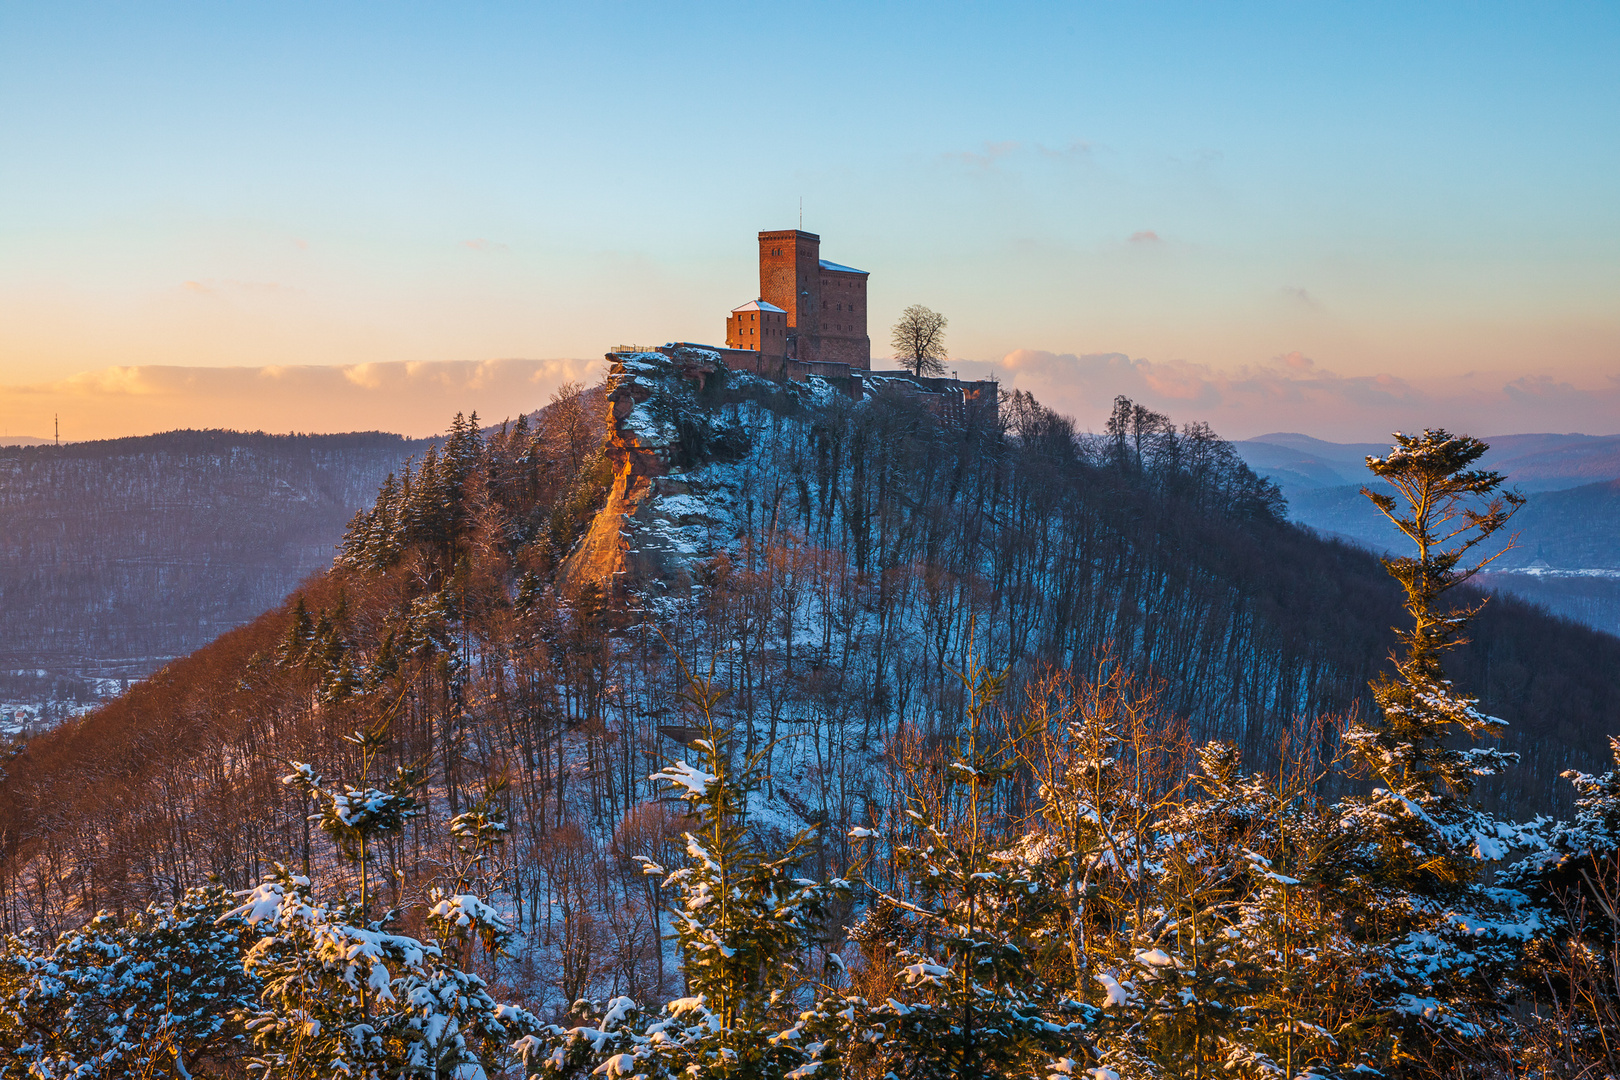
[1502,374,1581,405]
[1129,230,1162,244]
[940,140,1023,171]
[1034,138,1096,161]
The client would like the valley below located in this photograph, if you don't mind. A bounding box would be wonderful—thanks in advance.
[0,429,433,731]
[1236,432,1620,636]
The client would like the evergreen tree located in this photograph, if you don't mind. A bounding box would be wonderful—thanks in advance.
[813,657,1094,1079]
[1503,739,1620,1074]
[236,728,531,1078]
[1334,429,1538,1068]
[1132,742,1350,1079]
[525,665,845,1079]
[0,885,255,1078]
[276,595,315,666]
[1512,736,1620,918]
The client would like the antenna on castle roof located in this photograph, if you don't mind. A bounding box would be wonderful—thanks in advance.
[799,196,802,229]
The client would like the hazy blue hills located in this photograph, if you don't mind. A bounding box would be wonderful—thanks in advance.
[0,429,431,724]
[1239,431,1620,496]
[1284,477,1620,562]
[1237,433,1620,636]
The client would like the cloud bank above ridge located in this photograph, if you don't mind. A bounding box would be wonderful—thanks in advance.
[0,358,606,442]
[5,349,1616,446]
[953,350,1620,442]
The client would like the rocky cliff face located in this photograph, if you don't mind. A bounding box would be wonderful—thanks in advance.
[553,347,985,603]
[556,347,743,599]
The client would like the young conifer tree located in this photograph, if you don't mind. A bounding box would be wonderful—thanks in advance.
[1140,741,1357,1080]
[235,727,529,1078]
[0,885,255,1078]
[525,662,844,1080]
[1335,429,1538,1065]
[1502,736,1620,1074]
[813,655,1094,1079]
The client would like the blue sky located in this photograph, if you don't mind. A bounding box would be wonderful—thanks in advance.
[1,2,1616,439]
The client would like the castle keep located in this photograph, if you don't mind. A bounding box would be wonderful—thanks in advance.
[725,230,870,368]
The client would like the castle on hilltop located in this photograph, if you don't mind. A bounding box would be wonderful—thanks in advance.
[616,227,996,422]
[724,230,870,368]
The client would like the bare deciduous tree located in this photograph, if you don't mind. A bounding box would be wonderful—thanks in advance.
[546,380,590,477]
[890,304,948,377]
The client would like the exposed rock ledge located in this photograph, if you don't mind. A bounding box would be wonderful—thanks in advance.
[556,347,731,599]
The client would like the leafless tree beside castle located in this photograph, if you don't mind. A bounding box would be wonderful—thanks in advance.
[890,304,948,377]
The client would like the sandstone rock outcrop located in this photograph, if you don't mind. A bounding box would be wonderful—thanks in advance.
[556,347,728,598]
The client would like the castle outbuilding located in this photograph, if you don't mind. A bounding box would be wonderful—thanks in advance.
[725,299,787,360]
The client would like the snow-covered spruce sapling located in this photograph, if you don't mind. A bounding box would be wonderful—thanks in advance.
[433,781,516,974]
[1138,741,1354,1080]
[1010,665,1188,1001]
[0,884,256,1079]
[830,654,1094,1080]
[1505,739,1620,1074]
[230,865,531,1079]
[282,725,423,927]
[1511,736,1620,920]
[232,734,534,1079]
[1008,668,1364,1079]
[521,664,847,1080]
[1336,429,1540,1063]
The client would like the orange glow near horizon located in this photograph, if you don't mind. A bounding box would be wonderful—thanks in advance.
[0,359,608,442]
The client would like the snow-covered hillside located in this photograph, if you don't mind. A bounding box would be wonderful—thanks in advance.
[6,373,1620,1076]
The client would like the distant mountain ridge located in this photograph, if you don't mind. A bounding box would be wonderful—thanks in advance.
[1239,431,1620,495]
[0,428,433,725]
[1237,432,1620,636]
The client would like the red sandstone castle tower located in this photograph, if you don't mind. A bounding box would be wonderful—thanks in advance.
[744,230,870,368]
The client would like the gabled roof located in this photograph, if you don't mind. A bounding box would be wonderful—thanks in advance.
[732,299,786,313]
[819,259,867,275]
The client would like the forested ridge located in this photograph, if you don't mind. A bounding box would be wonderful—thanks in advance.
[0,429,432,716]
[2,356,1619,1077]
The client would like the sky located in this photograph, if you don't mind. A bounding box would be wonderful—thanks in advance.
[1,2,1616,442]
